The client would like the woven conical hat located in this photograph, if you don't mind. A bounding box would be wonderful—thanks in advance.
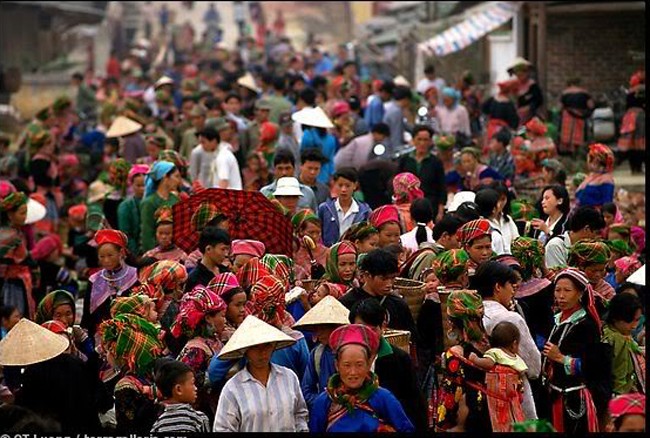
[293,296,350,329]
[507,57,534,73]
[25,198,47,224]
[237,72,261,94]
[154,75,175,89]
[394,75,411,87]
[291,106,334,129]
[218,315,296,360]
[106,116,142,138]
[0,318,69,366]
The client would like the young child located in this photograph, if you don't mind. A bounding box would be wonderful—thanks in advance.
[318,167,371,247]
[185,227,231,292]
[469,321,527,432]
[143,206,188,263]
[487,128,515,184]
[0,305,21,339]
[151,359,211,433]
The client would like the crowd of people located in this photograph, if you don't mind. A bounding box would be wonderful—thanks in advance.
[0,10,646,433]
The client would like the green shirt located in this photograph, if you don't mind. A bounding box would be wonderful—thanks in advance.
[180,127,199,161]
[139,192,180,253]
[602,323,642,395]
[118,196,142,255]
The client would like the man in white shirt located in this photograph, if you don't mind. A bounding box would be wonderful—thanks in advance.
[416,64,446,96]
[545,206,606,269]
[211,118,242,189]
[189,127,218,188]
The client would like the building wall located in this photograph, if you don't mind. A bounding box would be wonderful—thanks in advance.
[546,10,645,99]
[422,38,489,90]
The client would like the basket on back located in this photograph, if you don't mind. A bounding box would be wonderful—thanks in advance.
[392,277,426,321]
[300,279,318,294]
[384,329,411,354]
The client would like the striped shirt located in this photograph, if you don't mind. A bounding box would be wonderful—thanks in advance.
[150,403,211,433]
[213,364,309,432]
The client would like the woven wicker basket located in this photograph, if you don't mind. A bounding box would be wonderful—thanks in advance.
[300,279,318,294]
[384,329,411,354]
[393,277,426,321]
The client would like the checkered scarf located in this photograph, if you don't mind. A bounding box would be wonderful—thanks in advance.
[569,239,611,267]
[110,294,152,319]
[456,219,491,248]
[0,191,27,213]
[614,256,642,278]
[191,203,220,231]
[340,221,378,242]
[130,283,165,311]
[138,260,188,293]
[291,209,319,230]
[109,158,131,197]
[324,241,357,285]
[511,237,545,281]
[609,393,646,419]
[158,149,188,175]
[392,172,424,204]
[207,272,241,298]
[246,275,286,324]
[432,249,469,284]
[35,290,75,324]
[98,313,164,376]
[607,239,635,257]
[170,286,226,338]
[261,254,295,291]
[510,200,539,221]
[236,257,271,291]
[402,249,437,282]
[447,289,489,351]
[588,143,615,173]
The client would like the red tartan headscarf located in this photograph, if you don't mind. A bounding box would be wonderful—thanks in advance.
[525,116,547,136]
[369,205,400,229]
[170,286,226,338]
[246,275,286,324]
[588,143,615,173]
[31,234,63,261]
[207,272,241,297]
[138,260,188,294]
[555,268,602,330]
[236,257,272,291]
[609,393,645,420]
[456,219,491,248]
[392,172,424,204]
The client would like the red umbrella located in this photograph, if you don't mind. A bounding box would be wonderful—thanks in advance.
[172,188,293,256]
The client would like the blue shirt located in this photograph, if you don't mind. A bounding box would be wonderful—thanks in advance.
[301,128,337,185]
[364,96,385,128]
[301,344,336,409]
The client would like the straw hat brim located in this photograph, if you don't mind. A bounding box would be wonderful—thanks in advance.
[237,73,261,94]
[154,76,175,89]
[394,75,411,87]
[293,295,350,329]
[87,181,115,204]
[291,107,334,129]
[0,318,69,366]
[507,57,534,73]
[25,198,47,224]
[218,315,296,360]
[106,116,143,138]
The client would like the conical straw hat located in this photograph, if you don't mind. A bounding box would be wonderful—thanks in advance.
[218,315,296,360]
[293,295,350,329]
[106,116,143,138]
[291,106,334,129]
[0,318,69,366]
[394,75,411,87]
[507,57,534,73]
[237,72,261,94]
[25,198,47,224]
[154,75,175,89]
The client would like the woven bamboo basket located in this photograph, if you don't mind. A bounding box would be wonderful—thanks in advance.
[300,279,318,294]
[384,329,411,354]
[393,277,426,321]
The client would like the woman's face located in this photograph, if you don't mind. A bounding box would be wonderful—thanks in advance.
[583,263,607,285]
[8,204,28,227]
[336,344,371,390]
[98,243,123,270]
[466,236,492,264]
[614,308,642,337]
[164,169,182,191]
[231,254,252,274]
[1,308,21,331]
[132,174,146,199]
[541,189,562,216]
[146,301,158,323]
[494,280,516,308]
[226,292,247,326]
[442,95,454,108]
[206,310,226,335]
[53,304,75,327]
[247,156,261,172]
[337,253,357,282]
[146,143,162,160]
[156,223,174,248]
[302,221,322,244]
[377,222,401,248]
[496,195,507,215]
[603,211,616,226]
[356,234,379,254]
[460,153,477,173]
[554,278,583,311]
[413,129,432,155]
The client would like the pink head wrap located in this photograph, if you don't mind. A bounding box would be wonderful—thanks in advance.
[392,172,424,204]
[128,164,150,185]
[631,226,645,254]
[369,205,401,229]
[614,256,642,278]
[207,272,242,297]
[231,239,266,258]
[59,153,79,168]
[31,234,63,261]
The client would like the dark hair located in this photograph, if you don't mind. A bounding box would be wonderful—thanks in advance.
[601,202,618,217]
[567,206,606,233]
[206,212,229,229]
[312,76,329,90]
[273,148,295,167]
[333,167,358,183]
[349,298,386,327]
[0,305,18,322]
[71,72,84,81]
[412,124,434,138]
[393,86,411,101]
[475,188,501,219]
[432,214,464,240]
[154,359,193,399]
[492,127,512,146]
[272,75,287,92]
[204,97,223,111]
[301,148,328,164]
[424,64,435,75]
[541,184,571,215]
[215,80,232,92]
[199,227,231,253]
[606,293,642,325]
[370,122,390,137]
[360,248,399,276]
[379,80,395,94]
[471,261,518,298]
[489,321,520,349]
[348,95,362,111]
[224,92,242,103]
[454,202,481,223]
[182,95,196,105]
[489,180,514,222]
[0,404,62,433]
[411,198,434,246]
[299,88,317,106]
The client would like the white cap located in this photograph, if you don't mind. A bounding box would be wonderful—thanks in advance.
[447,191,476,212]
[273,177,304,197]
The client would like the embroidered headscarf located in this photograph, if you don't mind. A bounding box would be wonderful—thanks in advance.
[369,205,400,230]
[588,143,615,173]
[569,239,611,267]
[609,393,646,420]
[158,149,187,176]
[607,239,635,258]
[432,249,469,284]
[324,241,357,285]
[144,161,176,197]
[31,234,63,261]
[554,268,602,330]
[230,240,266,258]
[138,260,188,294]
[392,172,424,204]
[341,221,378,243]
[525,116,547,136]
[0,191,27,212]
[154,205,174,226]
[95,229,129,249]
[447,289,489,351]
[170,286,226,338]
[456,219,491,248]
[511,237,545,281]
[35,290,76,324]
[130,283,165,312]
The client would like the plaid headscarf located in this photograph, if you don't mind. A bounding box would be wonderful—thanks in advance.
[170,286,226,338]
[110,294,153,319]
[98,313,164,376]
[35,290,75,324]
[525,116,547,136]
[456,219,491,248]
[291,209,320,230]
[260,254,295,291]
[130,283,165,312]
[511,237,545,281]
[554,268,601,330]
[569,239,611,267]
[614,256,642,279]
[324,241,357,285]
[0,191,27,213]
[236,257,272,291]
[609,393,645,420]
[607,239,635,257]
[207,272,241,298]
[246,275,286,324]
[446,290,489,350]
[109,158,131,196]
[392,172,424,204]
[369,205,400,229]
[432,249,469,284]
[158,149,188,175]
[609,223,632,241]
[401,248,437,282]
[191,203,220,231]
[588,143,615,173]
[138,260,188,293]
[341,221,378,242]
[510,200,539,221]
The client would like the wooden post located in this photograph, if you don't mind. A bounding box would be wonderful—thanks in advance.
[537,2,547,107]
